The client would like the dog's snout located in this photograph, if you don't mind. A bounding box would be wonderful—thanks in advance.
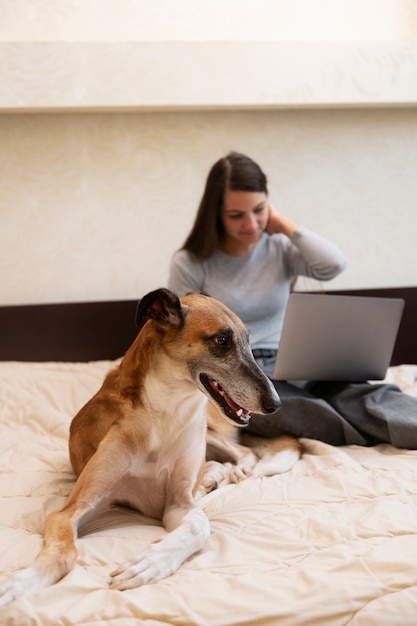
[263,395,281,414]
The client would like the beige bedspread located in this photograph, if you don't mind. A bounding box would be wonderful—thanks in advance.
[1,360,417,626]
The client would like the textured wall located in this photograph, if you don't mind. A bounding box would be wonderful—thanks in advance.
[1,0,416,304]
[1,107,416,305]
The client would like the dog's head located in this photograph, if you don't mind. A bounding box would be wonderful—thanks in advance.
[135,288,281,427]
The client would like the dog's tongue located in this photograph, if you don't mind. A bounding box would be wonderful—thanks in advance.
[208,377,246,415]
[223,390,241,412]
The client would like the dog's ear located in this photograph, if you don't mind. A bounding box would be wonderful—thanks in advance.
[135,288,184,332]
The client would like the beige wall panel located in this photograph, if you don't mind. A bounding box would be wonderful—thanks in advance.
[1,0,416,41]
[1,107,416,305]
[1,42,417,111]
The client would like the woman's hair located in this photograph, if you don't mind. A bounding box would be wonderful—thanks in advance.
[181,151,268,259]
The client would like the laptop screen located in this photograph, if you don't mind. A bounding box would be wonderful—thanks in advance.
[273,294,404,382]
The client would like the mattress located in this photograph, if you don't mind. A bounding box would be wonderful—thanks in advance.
[1,359,417,626]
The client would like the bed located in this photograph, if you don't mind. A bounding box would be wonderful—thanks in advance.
[1,287,417,626]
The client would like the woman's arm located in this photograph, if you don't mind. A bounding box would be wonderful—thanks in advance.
[265,205,298,239]
[266,205,347,281]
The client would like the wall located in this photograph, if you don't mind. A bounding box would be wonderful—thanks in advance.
[1,107,416,305]
[2,0,417,41]
[1,1,416,305]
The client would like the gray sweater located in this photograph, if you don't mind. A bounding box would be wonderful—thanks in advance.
[168,227,346,351]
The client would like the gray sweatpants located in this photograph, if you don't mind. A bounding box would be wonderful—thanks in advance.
[247,354,417,448]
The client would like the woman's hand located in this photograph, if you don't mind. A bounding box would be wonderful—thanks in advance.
[265,204,299,238]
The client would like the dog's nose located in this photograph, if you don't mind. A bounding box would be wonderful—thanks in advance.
[262,396,281,414]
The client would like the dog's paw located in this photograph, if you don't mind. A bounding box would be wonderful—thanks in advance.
[109,543,175,590]
[229,464,253,483]
[229,451,258,483]
[0,579,18,609]
[0,568,42,608]
[197,460,233,497]
[254,449,300,477]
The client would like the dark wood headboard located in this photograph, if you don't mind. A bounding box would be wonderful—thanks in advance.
[1,286,416,364]
[0,299,139,362]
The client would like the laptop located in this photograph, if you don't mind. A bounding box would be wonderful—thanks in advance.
[272,293,404,382]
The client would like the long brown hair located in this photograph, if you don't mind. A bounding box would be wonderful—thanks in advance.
[182,152,268,259]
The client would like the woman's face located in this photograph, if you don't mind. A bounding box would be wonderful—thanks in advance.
[219,189,269,255]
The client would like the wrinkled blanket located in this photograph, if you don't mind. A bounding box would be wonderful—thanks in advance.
[1,360,417,626]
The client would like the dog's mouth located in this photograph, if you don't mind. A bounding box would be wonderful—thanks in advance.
[200,374,251,426]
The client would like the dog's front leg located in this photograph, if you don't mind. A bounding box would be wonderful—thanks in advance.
[0,498,88,608]
[0,438,132,608]
[0,493,90,608]
[109,495,210,591]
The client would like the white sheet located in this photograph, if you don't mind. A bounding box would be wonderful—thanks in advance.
[1,360,417,626]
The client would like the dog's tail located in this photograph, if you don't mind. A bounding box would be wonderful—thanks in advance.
[243,435,301,477]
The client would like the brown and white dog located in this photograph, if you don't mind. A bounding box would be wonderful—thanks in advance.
[0,288,300,607]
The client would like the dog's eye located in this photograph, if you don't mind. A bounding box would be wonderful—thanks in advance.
[207,330,233,353]
[213,335,228,346]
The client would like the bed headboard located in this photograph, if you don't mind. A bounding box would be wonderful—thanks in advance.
[0,299,139,362]
[0,286,416,364]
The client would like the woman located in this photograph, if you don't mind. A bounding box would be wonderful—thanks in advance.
[168,151,417,448]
